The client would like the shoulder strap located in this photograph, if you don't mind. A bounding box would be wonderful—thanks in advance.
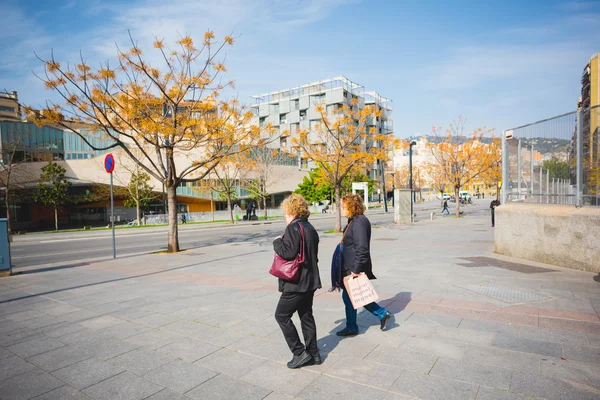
[341,221,352,244]
[296,222,305,262]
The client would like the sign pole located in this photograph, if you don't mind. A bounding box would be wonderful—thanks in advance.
[110,171,115,259]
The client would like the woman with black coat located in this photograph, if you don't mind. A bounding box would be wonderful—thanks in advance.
[336,194,391,336]
[273,194,322,369]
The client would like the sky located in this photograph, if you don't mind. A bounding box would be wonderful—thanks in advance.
[1,0,599,138]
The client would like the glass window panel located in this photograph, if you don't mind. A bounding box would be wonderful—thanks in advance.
[43,128,50,149]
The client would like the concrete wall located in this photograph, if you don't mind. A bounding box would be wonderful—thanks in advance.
[494,204,600,273]
[394,189,412,224]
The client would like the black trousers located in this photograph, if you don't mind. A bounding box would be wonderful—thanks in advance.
[491,210,495,227]
[275,290,317,356]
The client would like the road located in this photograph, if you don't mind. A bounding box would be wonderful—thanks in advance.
[10,198,493,270]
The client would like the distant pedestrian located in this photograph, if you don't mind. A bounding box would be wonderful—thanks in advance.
[333,194,391,337]
[441,200,450,215]
[272,194,322,369]
[490,199,500,227]
[181,213,187,224]
[245,202,253,221]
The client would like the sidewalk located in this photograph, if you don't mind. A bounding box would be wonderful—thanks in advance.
[0,207,598,399]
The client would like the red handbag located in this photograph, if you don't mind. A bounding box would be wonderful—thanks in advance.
[269,223,305,281]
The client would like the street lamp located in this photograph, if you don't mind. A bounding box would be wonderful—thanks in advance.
[390,172,395,207]
[409,140,417,222]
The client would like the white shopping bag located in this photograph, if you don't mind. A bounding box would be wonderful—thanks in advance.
[343,273,379,309]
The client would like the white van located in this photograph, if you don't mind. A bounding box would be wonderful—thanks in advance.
[459,191,471,201]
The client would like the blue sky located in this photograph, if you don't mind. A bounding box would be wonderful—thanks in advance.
[1,0,598,137]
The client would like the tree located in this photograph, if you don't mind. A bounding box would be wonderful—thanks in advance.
[480,138,502,200]
[426,117,496,217]
[293,99,393,232]
[0,125,30,233]
[246,148,286,220]
[294,168,331,204]
[123,168,155,225]
[33,32,259,252]
[35,162,72,231]
[204,154,245,224]
[542,158,570,180]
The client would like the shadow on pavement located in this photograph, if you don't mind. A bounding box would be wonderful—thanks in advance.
[317,292,412,356]
[594,273,600,283]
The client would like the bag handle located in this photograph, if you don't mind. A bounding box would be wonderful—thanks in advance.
[294,222,305,263]
[340,221,352,245]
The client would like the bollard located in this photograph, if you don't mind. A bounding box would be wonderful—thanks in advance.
[430,212,435,220]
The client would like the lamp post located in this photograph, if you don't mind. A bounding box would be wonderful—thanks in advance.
[390,172,395,208]
[409,140,416,222]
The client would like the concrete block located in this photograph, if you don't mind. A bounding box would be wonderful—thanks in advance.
[83,371,163,400]
[240,361,318,397]
[28,345,94,372]
[186,372,272,400]
[298,375,389,400]
[52,357,125,390]
[194,348,267,378]
[143,359,217,394]
[0,368,64,400]
[430,357,512,389]
[156,337,220,363]
[108,347,175,375]
[389,370,479,400]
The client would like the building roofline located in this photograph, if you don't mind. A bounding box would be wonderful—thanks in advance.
[251,76,363,100]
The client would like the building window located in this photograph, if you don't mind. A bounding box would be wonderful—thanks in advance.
[310,94,325,105]
[272,103,279,114]
[0,106,15,113]
[300,110,307,121]
[293,99,299,110]
[280,137,287,148]
[279,113,287,124]
[259,117,266,128]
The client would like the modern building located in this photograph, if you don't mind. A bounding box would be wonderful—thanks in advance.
[250,76,393,184]
[0,92,20,121]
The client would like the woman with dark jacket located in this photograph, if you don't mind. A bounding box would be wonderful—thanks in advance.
[273,194,322,369]
[336,194,391,336]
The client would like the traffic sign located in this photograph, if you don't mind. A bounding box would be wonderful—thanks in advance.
[104,154,115,173]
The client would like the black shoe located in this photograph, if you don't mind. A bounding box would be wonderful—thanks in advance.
[336,328,359,337]
[287,350,312,369]
[380,312,391,331]
[308,351,322,365]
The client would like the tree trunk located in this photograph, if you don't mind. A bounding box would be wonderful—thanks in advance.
[166,183,179,252]
[227,194,234,224]
[5,189,10,234]
[455,187,461,218]
[263,194,267,220]
[136,200,141,227]
[211,191,215,222]
[54,207,58,231]
[135,180,141,226]
[334,184,342,232]
[496,182,500,201]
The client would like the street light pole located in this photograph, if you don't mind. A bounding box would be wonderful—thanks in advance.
[390,172,395,208]
[409,140,416,222]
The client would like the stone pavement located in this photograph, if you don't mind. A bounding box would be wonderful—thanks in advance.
[0,207,599,400]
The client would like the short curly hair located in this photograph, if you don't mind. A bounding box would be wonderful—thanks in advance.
[281,194,311,219]
[341,194,365,217]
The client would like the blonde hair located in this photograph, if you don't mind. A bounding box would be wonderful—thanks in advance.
[341,194,366,217]
[281,194,311,219]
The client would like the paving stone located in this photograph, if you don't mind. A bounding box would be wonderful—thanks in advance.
[365,345,437,373]
[59,329,113,347]
[143,359,217,393]
[435,326,495,346]
[52,357,126,389]
[406,313,463,328]
[195,311,249,328]
[194,348,267,378]
[3,309,46,321]
[240,360,318,397]
[97,321,152,339]
[143,388,189,400]
[326,355,402,390]
[38,321,88,338]
[124,329,179,350]
[160,320,209,337]
[458,319,520,336]
[7,336,65,358]
[298,374,391,400]
[0,355,36,380]
[22,315,68,330]
[187,373,273,400]
[0,368,64,400]
[28,344,95,372]
[262,392,295,400]
[83,371,164,400]
[107,347,175,375]
[228,335,290,362]
[401,337,466,360]
[511,369,600,400]
[86,337,142,360]
[111,307,155,321]
[0,318,27,334]
[475,386,542,400]
[430,357,512,389]
[462,345,540,371]
[0,346,12,360]
[42,304,83,316]
[133,313,180,328]
[60,309,103,323]
[519,326,589,345]
[78,315,123,330]
[389,370,479,400]
[587,333,600,348]
[562,344,600,364]
[540,357,600,387]
[30,385,94,399]
[156,337,220,363]
[491,334,564,358]
[0,326,45,346]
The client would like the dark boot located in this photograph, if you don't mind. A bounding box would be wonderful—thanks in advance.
[380,312,391,331]
[308,351,322,365]
[336,328,358,337]
[287,350,312,369]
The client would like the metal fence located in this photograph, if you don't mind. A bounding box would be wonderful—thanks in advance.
[502,105,600,206]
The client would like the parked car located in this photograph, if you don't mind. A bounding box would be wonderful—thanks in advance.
[459,191,471,201]
[436,193,453,200]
